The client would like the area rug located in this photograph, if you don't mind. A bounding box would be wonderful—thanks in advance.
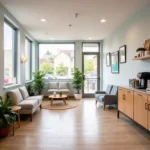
[42,100,80,110]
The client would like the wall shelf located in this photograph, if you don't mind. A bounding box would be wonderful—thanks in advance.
[132,55,150,60]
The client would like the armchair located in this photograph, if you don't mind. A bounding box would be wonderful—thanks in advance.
[95,85,118,110]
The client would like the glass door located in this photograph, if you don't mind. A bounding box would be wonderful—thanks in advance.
[83,53,100,97]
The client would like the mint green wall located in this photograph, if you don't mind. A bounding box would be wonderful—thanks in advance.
[103,5,150,89]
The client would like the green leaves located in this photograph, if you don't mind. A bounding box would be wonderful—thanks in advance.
[33,70,46,95]
[0,97,18,128]
[72,67,84,94]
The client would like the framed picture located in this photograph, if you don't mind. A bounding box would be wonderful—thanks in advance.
[119,45,126,63]
[111,51,119,74]
[106,53,111,66]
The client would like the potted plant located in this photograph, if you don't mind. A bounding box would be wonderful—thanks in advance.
[59,91,62,97]
[26,83,35,96]
[136,48,146,56]
[0,96,18,137]
[72,67,84,100]
[33,70,45,95]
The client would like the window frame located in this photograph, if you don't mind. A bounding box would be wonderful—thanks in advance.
[38,42,75,80]
[25,37,32,81]
[4,18,18,86]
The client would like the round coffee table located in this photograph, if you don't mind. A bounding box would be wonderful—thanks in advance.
[49,95,67,106]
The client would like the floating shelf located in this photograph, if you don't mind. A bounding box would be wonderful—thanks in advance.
[132,55,150,60]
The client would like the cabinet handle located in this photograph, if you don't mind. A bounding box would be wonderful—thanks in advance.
[122,94,126,100]
[145,103,148,110]
[137,94,142,97]
[148,104,150,111]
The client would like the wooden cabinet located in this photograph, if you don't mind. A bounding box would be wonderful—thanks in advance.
[124,89,134,119]
[118,87,150,131]
[118,88,125,113]
[134,92,148,129]
[118,88,133,119]
[148,96,150,131]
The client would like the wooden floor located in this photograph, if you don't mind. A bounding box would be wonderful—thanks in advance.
[0,99,150,150]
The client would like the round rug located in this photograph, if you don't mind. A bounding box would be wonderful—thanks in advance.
[42,100,80,110]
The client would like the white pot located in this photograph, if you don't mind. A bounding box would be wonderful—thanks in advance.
[74,94,82,100]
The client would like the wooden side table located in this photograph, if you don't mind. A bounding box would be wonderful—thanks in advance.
[12,106,21,135]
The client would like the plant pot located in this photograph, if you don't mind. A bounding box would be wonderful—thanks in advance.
[0,127,9,138]
[74,94,82,100]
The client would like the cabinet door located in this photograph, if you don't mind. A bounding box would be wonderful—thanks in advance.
[118,88,125,113]
[124,89,134,119]
[148,96,150,131]
[134,92,148,129]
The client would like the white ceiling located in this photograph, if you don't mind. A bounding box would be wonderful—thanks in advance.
[0,0,149,41]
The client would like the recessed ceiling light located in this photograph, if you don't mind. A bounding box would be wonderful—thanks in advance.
[88,37,92,40]
[101,19,106,23]
[41,18,46,22]
[49,38,55,40]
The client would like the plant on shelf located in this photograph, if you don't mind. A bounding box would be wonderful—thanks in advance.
[0,96,18,137]
[26,83,35,96]
[59,91,62,97]
[136,48,146,56]
[72,67,84,100]
[33,70,45,95]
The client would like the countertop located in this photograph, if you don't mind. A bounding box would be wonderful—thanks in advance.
[119,85,150,95]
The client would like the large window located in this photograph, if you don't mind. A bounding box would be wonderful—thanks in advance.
[4,21,17,85]
[25,38,32,81]
[39,44,74,80]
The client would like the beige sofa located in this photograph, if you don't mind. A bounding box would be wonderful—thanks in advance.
[7,86,43,121]
[48,82,70,96]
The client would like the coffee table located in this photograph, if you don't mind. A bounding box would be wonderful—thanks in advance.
[49,95,67,106]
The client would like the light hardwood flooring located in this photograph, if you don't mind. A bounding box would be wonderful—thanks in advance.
[0,99,150,150]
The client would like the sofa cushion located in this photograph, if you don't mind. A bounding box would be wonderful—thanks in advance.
[105,85,113,94]
[60,89,69,92]
[95,94,100,101]
[49,82,58,89]
[19,86,29,100]
[95,94,105,102]
[59,82,68,89]
[110,86,118,95]
[48,89,59,93]
[27,95,43,104]
[8,89,23,105]
[18,100,38,110]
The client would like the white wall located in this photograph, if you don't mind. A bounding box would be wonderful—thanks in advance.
[0,4,35,96]
[103,5,150,90]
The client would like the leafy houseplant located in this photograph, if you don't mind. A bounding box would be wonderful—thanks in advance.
[59,91,62,97]
[136,48,146,56]
[26,83,35,96]
[72,67,84,100]
[33,70,45,95]
[0,96,18,137]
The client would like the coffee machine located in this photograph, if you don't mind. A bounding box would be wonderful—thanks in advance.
[137,72,150,89]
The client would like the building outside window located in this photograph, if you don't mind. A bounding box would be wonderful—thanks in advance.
[39,44,74,80]
[25,38,32,81]
[4,21,17,85]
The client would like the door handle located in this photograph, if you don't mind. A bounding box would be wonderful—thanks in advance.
[122,94,126,100]
[145,103,148,110]
[137,94,142,97]
[148,104,150,111]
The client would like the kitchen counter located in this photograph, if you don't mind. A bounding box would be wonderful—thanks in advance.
[119,85,150,95]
